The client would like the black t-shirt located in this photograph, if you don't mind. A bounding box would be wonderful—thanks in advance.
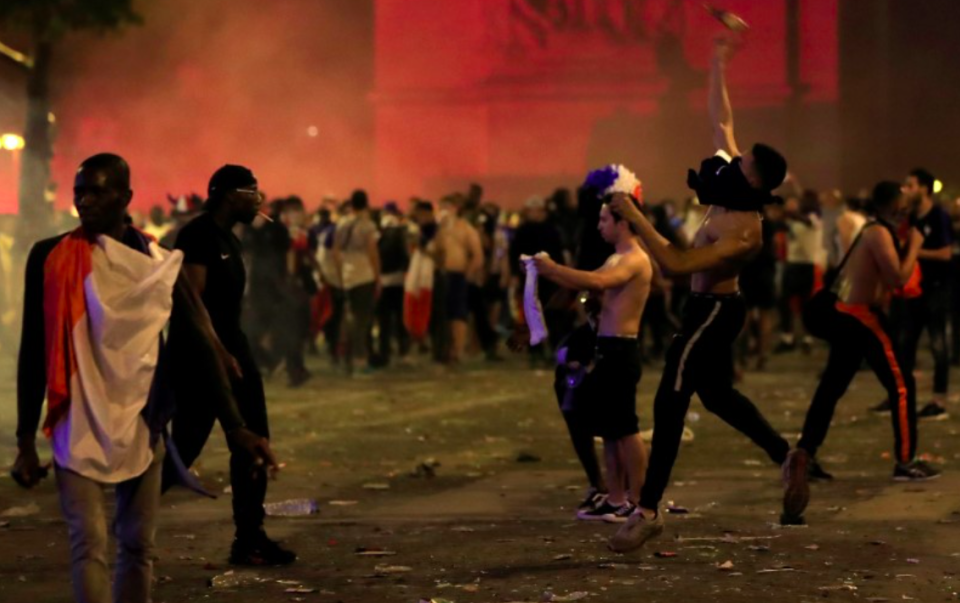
[912,204,953,289]
[379,225,410,275]
[174,213,246,344]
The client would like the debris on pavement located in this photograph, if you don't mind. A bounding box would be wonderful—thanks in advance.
[263,498,319,516]
[208,570,266,588]
[374,565,413,575]
[541,591,590,602]
[410,459,441,478]
[363,483,391,490]
[757,565,795,573]
[0,502,40,518]
[355,547,397,556]
[717,560,735,571]
[819,584,858,592]
[516,452,541,463]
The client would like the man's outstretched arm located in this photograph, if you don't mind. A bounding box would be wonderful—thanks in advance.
[533,254,637,291]
[609,197,754,276]
[710,37,741,157]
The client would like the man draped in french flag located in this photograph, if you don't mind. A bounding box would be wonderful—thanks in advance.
[13,153,276,603]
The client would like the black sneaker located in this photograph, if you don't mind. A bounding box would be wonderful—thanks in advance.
[576,488,608,513]
[808,459,834,481]
[577,500,623,521]
[893,459,941,482]
[603,502,638,524]
[870,398,892,414]
[229,533,297,566]
[917,402,949,421]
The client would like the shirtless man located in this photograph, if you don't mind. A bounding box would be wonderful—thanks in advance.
[607,37,795,552]
[534,164,652,522]
[437,195,483,363]
[788,182,939,521]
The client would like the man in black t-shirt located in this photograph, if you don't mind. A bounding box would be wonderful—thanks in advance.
[165,165,296,566]
[375,202,411,366]
[898,169,952,419]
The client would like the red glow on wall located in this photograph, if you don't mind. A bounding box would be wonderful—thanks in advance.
[374,0,839,203]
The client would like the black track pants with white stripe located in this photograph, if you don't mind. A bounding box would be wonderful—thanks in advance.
[639,294,791,511]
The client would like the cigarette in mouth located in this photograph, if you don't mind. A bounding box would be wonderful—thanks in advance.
[258,211,274,222]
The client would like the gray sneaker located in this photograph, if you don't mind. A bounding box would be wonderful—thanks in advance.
[608,508,664,553]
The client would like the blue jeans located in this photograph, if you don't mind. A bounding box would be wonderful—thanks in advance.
[56,439,165,603]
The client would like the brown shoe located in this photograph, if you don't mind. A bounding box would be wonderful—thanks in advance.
[782,448,810,522]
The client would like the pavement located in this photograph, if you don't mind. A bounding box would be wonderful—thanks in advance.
[2,348,960,603]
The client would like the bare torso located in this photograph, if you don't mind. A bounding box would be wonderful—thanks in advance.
[690,206,762,294]
[438,218,476,273]
[598,242,653,337]
[836,223,886,305]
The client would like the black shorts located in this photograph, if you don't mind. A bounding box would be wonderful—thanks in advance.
[446,271,470,320]
[586,336,641,440]
[740,267,776,309]
[482,274,505,305]
[783,263,815,300]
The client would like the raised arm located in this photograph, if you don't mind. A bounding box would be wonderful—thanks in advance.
[869,226,922,289]
[709,37,741,157]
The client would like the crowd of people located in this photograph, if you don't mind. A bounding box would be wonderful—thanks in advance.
[100,166,955,395]
[5,34,960,603]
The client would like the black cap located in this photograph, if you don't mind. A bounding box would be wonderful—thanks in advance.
[752,144,787,191]
[208,164,257,199]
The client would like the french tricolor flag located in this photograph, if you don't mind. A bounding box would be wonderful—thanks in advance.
[42,229,183,483]
[403,249,434,340]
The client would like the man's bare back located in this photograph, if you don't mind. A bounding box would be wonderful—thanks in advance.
[837,222,921,306]
[598,242,652,337]
[690,206,762,294]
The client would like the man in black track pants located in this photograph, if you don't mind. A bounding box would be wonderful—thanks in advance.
[163,165,296,566]
[607,36,797,553]
[788,182,940,524]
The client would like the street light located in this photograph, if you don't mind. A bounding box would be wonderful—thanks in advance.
[1,134,25,151]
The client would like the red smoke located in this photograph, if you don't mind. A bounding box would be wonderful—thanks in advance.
[47,0,373,212]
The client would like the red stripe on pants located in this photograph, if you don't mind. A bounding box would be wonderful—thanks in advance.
[836,302,911,463]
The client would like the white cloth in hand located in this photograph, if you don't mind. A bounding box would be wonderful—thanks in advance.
[520,252,549,346]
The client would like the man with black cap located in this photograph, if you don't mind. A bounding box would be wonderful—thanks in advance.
[165,164,296,566]
[13,154,276,602]
[606,36,796,553]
